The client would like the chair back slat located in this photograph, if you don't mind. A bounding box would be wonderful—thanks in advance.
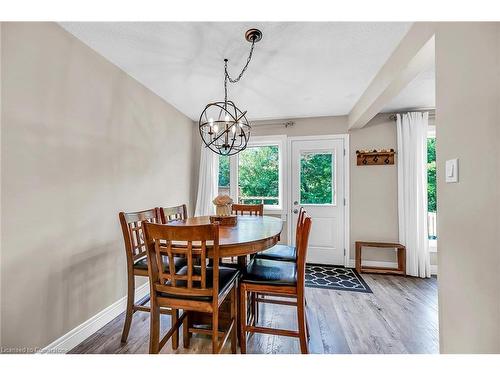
[159,204,188,223]
[200,242,207,289]
[295,207,305,248]
[296,212,312,292]
[144,222,220,301]
[231,203,263,216]
[119,209,161,263]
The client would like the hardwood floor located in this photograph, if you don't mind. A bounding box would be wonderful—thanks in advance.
[69,274,438,354]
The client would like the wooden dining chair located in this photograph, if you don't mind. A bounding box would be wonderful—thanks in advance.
[239,212,312,354]
[256,207,304,262]
[231,203,264,216]
[253,207,305,323]
[143,221,239,354]
[159,204,188,223]
[118,209,187,344]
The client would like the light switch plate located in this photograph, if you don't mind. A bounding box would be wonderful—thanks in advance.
[445,158,459,183]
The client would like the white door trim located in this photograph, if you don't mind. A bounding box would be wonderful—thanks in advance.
[287,134,350,267]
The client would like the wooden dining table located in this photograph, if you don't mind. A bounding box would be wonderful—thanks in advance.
[167,214,283,341]
[168,214,283,266]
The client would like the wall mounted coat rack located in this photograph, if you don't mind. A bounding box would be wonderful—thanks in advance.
[356,149,395,166]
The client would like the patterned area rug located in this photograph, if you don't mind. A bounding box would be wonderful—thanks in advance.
[305,263,373,293]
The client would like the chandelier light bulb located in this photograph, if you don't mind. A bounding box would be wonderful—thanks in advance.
[213,123,219,133]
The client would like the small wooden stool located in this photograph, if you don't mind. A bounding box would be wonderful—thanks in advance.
[355,241,406,276]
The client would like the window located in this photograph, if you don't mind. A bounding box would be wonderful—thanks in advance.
[238,145,280,206]
[218,136,285,211]
[427,126,437,250]
[218,155,230,197]
[300,152,334,205]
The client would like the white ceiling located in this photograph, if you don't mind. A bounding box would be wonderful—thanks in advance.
[60,22,421,121]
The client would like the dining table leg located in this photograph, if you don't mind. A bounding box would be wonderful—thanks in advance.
[236,255,251,349]
[237,255,247,268]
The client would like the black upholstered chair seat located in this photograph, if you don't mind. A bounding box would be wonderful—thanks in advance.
[134,256,186,273]
[242,258,297,286]
[255,244,296,262]
[159,266,240,301]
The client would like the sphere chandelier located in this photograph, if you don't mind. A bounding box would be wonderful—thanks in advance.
[198,28,263,156]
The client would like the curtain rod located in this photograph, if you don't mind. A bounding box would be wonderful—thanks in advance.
[251,120,295,128]
[388,109,435,121]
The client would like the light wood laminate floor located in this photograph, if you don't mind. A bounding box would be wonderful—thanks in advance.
[69,274,438,354]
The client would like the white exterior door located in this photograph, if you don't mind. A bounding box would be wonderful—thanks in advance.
[290,137,347,266]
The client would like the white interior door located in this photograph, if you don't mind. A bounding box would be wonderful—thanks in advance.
[290,137,346,265]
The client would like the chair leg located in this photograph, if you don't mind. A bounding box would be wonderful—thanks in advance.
[254,293,259,324]
[183,311,190,349]
[149,303,160,354]
[231,287,237,354]
[306,312,310,341]
[297,296,309,354]
[121,273,135,343]
[304,295,310,341]
[212,307,219,354]
[172,309,179,350]
[239,284,247,354]
[251,292,256,325]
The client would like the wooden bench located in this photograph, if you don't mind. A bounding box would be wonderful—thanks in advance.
[355,241,406,276]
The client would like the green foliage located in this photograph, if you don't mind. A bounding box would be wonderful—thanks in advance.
[300,153,333,204]
[238,146,279,204]
[219,155,230,187]
[427,138,437,213]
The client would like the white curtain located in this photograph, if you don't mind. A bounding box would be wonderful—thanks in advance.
[194,145,219,216]
[397,112,431,278]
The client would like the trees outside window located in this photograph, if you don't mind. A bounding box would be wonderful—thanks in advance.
[218,137,284,210]
[238,146,279,205]
[300,153,333,205]
[427,137,437,240]
[218,155,230,196]
[427,137,436,213]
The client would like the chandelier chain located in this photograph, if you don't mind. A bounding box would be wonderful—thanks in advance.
[224,39,256,104]
[225,39,256,83]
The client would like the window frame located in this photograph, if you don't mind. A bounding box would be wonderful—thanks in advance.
[225,135,287,214]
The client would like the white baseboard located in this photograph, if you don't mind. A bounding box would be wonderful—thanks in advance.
[348,260,438,276]
[40,282,149,354]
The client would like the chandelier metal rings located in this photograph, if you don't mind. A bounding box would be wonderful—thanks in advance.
[198,28,262,156]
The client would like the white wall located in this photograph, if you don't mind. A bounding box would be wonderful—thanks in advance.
[436,22,500,353]
[0,23,196,349]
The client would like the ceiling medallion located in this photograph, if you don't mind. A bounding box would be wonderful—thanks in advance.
[198,28,263,156]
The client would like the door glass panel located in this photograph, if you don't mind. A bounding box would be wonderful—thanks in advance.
[300,152,334,205]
